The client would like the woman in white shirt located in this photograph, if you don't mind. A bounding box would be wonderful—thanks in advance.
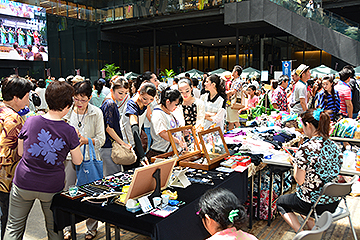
[146,88,186,159]
[35,79,47,111]
[176,78,205,131]
[200,74,226,132]
[63,81,105,240]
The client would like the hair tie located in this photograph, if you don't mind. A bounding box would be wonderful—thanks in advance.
[312,108,324,121]
[228,209,239,223]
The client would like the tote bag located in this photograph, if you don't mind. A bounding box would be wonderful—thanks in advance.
[76,138,103,186]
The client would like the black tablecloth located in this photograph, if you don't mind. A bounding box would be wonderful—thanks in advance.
[51,170,248,240]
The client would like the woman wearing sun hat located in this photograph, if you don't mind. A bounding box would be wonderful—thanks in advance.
[289,64,311,114]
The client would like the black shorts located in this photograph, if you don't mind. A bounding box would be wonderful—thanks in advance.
[276,193,339,216]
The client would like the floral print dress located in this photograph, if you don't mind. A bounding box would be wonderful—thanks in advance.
[293,136,343,204]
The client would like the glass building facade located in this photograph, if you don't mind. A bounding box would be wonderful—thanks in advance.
[0,0,354,80]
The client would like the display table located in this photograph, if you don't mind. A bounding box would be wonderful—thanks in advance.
[330,137,360,147]
[262,157,360,226]
[51,171,248,240]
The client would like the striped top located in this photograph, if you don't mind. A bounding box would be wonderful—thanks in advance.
[315,90,340,120]
[334,81,352,116]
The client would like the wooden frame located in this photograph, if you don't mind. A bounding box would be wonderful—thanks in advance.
[198,127,230,165]
[122,158,177,204]
[167,125,201,162]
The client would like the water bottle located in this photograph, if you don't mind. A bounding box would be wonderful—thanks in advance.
[356,148,360,172]
[342,145,356,170]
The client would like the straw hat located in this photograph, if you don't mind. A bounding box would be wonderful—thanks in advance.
[295,64,310,77]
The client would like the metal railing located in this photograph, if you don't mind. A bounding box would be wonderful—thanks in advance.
[269,0,360,41]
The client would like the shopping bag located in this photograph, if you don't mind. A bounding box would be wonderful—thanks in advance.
[76,138,103,186]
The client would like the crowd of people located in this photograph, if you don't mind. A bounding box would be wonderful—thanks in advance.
[0,62,358,239]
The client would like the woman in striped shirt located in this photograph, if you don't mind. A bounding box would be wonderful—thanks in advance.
[315,75,340,121]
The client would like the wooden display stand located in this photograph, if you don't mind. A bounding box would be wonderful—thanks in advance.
[152,126,229,170]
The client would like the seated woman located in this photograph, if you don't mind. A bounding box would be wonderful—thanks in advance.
[197,188,257,240]
[177,78,205,131]
[276,109,343,232]
[146,88,185,159]
[200,74,226,132]
[4,81,83,240]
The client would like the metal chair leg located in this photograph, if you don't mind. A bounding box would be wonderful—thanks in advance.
[348,216,358,240]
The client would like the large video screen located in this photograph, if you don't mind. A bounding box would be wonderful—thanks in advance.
[0,0,47,61]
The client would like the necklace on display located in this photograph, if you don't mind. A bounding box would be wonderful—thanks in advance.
[77,106,88,128]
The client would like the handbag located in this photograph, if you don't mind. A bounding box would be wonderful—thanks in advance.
[230,91,245,110]
[140,129,148,152]
[76,138,103,186]
[111,141,137,165]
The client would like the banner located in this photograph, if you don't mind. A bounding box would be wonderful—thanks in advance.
[282,61,292,79]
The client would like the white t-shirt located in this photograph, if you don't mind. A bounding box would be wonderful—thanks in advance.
[290,81,307,114]
[150,106,180,152]
[193,88,201,98]
[200,93,226,132]
[102,86,111,97]
[143,99,158,128]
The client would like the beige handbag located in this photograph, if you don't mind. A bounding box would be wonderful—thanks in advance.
[230,91,245,110]
[111,141,137,165]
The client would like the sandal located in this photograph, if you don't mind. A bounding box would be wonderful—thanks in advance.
[63,231,71,240]
[85,230,97,240]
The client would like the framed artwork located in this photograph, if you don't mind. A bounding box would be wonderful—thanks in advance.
[198,127,229,164]
[167,125,201,161]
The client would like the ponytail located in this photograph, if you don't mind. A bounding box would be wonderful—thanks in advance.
[317,111,331,139]
[300,109,331,139]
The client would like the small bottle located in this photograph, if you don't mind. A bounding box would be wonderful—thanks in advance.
[342,145,356,170]
[356,148,360,172]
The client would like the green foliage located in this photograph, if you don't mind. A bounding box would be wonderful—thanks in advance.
[101,63,121,81]
[345,26,360,41]
[160,69,176,78]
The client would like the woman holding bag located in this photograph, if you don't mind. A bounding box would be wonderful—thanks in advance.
[100,77,132,176]
[63,81,105,240]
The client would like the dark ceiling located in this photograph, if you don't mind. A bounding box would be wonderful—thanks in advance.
[100,9,284,47]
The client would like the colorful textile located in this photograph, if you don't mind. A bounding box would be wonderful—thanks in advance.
[207,227,257,240]
[334,81,352,116]
[293,136,342,204]
[0,104,24,193]
[271,86,288,111]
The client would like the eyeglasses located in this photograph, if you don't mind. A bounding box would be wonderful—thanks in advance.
[73,97,89,103]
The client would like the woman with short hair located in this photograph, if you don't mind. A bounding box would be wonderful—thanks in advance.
[0,75,32,240]
[4,81,83,240]
[63,80,105,240]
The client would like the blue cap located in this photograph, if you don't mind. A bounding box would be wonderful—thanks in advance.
[99,78,106,84]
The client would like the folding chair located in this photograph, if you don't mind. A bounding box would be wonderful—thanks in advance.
[297,175,359,240]
[293,211,333,240]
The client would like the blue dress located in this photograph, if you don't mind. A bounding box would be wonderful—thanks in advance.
[18,31,25,46]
